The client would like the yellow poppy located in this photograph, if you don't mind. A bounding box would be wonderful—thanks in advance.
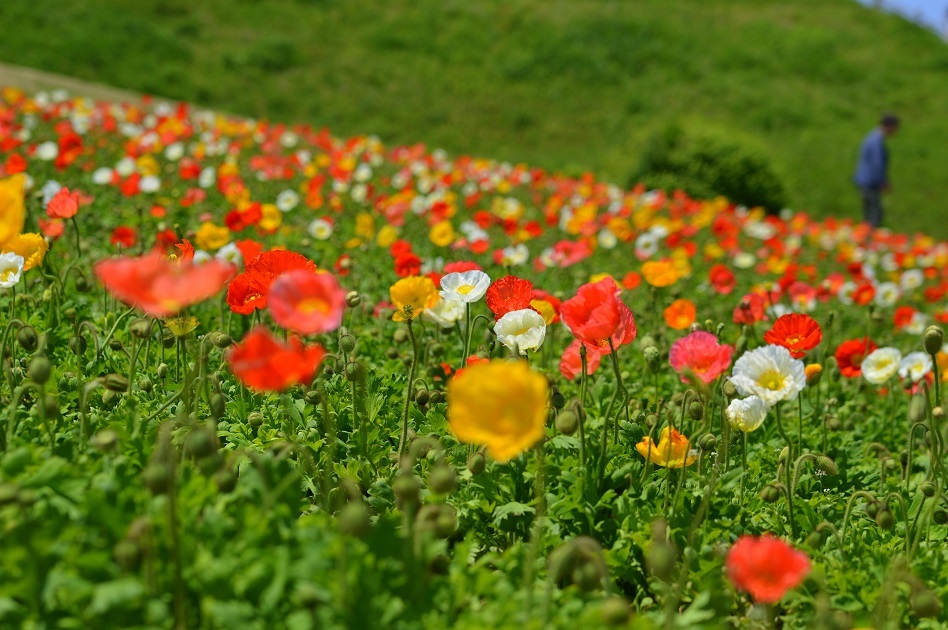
[3,233,47,271]
[641,260,680,288]
[636,427,696,468]
[259,203,282,232]
[0,174,26,249]
[376,225,398,248]
[429,221,456,247]
[447,359,548,462]
[194,222,231,251]
[389,276,438,322]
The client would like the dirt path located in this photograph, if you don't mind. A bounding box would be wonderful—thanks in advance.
[0,61,152,105]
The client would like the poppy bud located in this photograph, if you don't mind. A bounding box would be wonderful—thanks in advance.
[209,393,226,419]
[600,597,631,626]
[698,434,717,451]
[139,377,153,392]
[934,406,945,419]
[345,361,365,382]
[345,291,361,308]
[865,501,880,518]
[130,318,153,339]
[924,325,944,357]
[385,347,400,359]
[338,502,371,537]
[688,400,704,421]
[104,374,129,393]
[92,428,119,452]
[551,386,566,409]
[815,455,838,476]
[214,467,237,493]
[875,508,895,530]
[339,334,356,354]
[157,363,169,379]
[760,484,780,503]
[248,411,264,427]
[467,452,486,475]
[414,389,430,407]
[735,334,748,355]
[646,542,677,581]
[393,329,408,344]
[827,417,841,432]
[643,346,661,374]
[644,413,658,429]
[429,464,457,495]
[911,590,942,619]
[909,395,929,423]
[920,481,936,497]
[28,356,51,384]
[722,379,738,398]
[211,332,233,348]
[690,322,704,333]
[393,473,421,509]
[114,539,142,571]
[64,307,77,322]
[68,336,87,356]
[805,531,823,549]
[555,410,579,436]
[805,363,822,386]
[933,509,948,525]
[184,428,217,460]
[429,390,443,405]
[639,334,657,349]
[143,463,172,495]
[778,446,789,464]
[16,326,38,352]
[549,537,608,592]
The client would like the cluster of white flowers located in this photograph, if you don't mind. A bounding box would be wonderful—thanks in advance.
[726,345,808,433]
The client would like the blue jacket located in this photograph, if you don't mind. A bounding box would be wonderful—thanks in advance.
[853,128,888,189]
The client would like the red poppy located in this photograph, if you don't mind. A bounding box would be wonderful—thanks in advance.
[709,264,736,295]
[227,328,326,392]
[389,240,413,258]
[834,337,877,378]
[394,251,422,277]
[226,271,271,315]
[46,187,80,219]
[726,535,810,604]
[893,306,915,329]
[851,282,875,306]
[732,293,768,326]
[268,270,347,335]
[234,239,264,265]
[762,314,822,359]
[94,252,235,317]
[246,250,317,277]
[110,226,137,248]
[559,339,603,380]
[485,275,534,320]
[443,260,481,275]
[38,218,65,240]
[561,277,636,352]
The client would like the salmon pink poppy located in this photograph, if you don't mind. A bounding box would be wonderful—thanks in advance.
[668,331,733,384]
[94,252,235,317]
[559,339,603,380]
[485,275,534,320]
[227,328,326,392]
[732,293,768,325]
[763,314,822,359]
[726,535,810,603]
[268,270,347,335]
[46,187,80,219]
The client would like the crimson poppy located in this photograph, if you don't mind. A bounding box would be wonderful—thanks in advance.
[763,314,822,359]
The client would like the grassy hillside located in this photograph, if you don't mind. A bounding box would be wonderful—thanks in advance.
[0,0,946,236]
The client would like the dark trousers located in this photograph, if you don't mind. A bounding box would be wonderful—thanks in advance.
[860,187,883,228]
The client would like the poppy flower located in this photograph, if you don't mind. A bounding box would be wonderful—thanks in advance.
[447,359,548,462]
[2,233,47,271]
[485,275,534,320]
[440,270,491,303]
[94,252,235,317]
[110,226,137,248]
[226,271,270,314]
[726,535,810,603]
[268,269,347,335]
[494,309,546,355]
[663,299,697,330]
[732,293,768,325]
[227,328,326,392]
[390,275,438,321]
[730,345,806,406]
[561,277,636,352]
[0,252,24,288]
[708,264,736,294]
[668,331,733,384]
[861,347,902,385]
[0,174,26,249]
[46,186,80,219]
[394,251,422,277]
[559,339,603,380]
[636,427,696,468]
[834,337,877,378]
[762,314,822,359]
[641,259,680,287]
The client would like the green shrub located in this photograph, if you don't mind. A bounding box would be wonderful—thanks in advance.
[629,121,788,210]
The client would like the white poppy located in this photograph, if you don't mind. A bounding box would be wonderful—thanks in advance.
[898,351,932,383]
[725,395,769,433]
[0,253,25,288]
[423,298,463,328]
[494,309,546,355]
[861,347,902,385]
[730,345,807,406]
[440,271,491,303]
[308,218,333,240]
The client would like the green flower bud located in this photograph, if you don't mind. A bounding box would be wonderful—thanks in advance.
[467,452,486,475]
[920,481,937,497]
[214,467,238,493]
[184,428,217,460]
[760,484,781,503]
[43,395,58,418]
[736,334,748,355]
[345,361,365,382]
[805,531,823,549]
[0,483,18,506]
[139,377,153,393]
[933,509,948,525]
[600,597,631,626]
[643,346,661,374]
[875,508,895,530]
[16,326,38,352]
[211,332,233,348]
[815,455,838,476]
[385,347,400,359]
[646,542,677,581]
[130,318,154,339]
[429,464,457,495]
[688,400,704,421]
[248,411,264,427]
[338,502,371,537]
[909,395,929,423]
[157,363,169,379]
[103,374,130,393]
[68,336,87,356]
[429,390,443,405]
[114,539,142,571]
[698,434,717,451]
[866,501,880,518]
[414,389,430,407]
[924,325,944,357]
[92,429,119,452]
[550,386,566,410]
[339,334,356,354]
[143,463,172,495]
[393,328,408,344]
[722,379,738,398]
[28,356,51,384]
[345,291,361,308]
[555,410,579,436]
[393,473,421,509]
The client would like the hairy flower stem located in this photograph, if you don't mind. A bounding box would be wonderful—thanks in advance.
[461,303,472,366]
[523,439,547,623]
[578,349,588,470]
[774,404,798,538]
[397,319,418,460]
[840,490,879,551]
[598,340,627,492]
[70,216,82,259]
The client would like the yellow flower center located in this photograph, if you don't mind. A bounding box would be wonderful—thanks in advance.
[298,297,330,315]
[457,284,474,295]
[756,369,787,391]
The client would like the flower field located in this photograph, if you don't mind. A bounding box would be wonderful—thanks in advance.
[1,85,948,628]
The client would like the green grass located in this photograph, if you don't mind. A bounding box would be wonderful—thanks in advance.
[1,0,947,236]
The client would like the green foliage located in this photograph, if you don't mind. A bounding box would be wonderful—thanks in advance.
[631,121,789,210]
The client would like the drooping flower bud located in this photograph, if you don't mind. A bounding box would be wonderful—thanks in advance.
[555,410,579,436]
[16,326,38,352]
[924,325,944,357]
[28,356,52,385]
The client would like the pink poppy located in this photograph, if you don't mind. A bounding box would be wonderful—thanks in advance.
[668,331,733,384]
[267,269,347,335]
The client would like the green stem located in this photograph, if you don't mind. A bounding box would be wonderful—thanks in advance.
[397,319,418,460]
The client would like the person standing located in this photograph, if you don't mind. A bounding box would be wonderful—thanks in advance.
[853,114,899,229]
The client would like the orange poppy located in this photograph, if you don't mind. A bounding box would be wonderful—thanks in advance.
[227,327,326,392]
[268,269,347,335]
[663,299,696,330]
[46,187,80,219]
[94,252,235,317]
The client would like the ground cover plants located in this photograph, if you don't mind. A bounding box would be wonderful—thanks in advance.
[1,86,948,628]
[2,0,948,235]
